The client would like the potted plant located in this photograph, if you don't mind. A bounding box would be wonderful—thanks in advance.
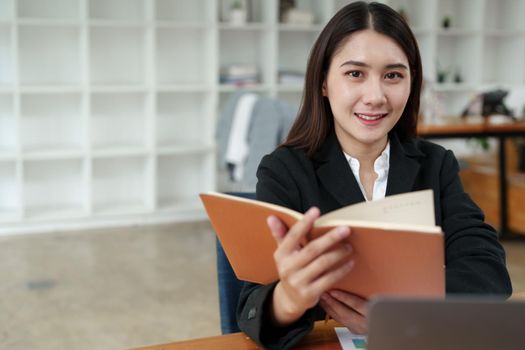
[436,62,450,83]
[453,69,463,84]
[229,0,247,26]
[437,69,448,83]
[467,136,491,153]
[442,15,451,29]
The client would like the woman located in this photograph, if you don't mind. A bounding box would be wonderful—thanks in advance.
[237,2,512,349]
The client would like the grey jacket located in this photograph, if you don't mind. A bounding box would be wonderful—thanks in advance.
[216,91,297,190]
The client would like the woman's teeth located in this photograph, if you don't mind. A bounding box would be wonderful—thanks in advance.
[355,113,387,121]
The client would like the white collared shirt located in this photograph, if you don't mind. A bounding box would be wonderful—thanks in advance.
[343,142,390,201]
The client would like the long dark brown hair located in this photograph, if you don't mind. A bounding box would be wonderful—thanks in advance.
[283,1,423,156]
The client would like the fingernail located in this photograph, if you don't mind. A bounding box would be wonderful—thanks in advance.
[306,207,319,217]
[337,226,349,237]
[267,216,278,230]
[345,244,353,252]
[329,290,340,299]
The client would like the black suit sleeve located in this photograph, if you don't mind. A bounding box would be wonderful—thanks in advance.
[236,152,324,350]
[440,150,512,295]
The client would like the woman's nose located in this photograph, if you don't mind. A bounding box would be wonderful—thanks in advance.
[361,79,387,106]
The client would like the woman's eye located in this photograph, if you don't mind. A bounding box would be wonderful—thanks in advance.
[347,71,362,78]
[385,72,403,80]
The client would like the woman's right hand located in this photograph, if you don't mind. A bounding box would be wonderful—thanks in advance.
[267,207,355,326]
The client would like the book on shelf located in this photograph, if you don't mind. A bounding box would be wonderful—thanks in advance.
[278,69,305,85]
[200,189,445,299]
[220,64,259,85]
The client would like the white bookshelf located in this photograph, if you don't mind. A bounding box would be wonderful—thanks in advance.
[0,0,524,234]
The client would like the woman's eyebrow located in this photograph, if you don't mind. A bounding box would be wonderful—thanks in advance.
[339,60,408,70]
[339,60,368,68]
[385,63,409,70]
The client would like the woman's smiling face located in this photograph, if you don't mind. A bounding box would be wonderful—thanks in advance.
[323,29,412,153]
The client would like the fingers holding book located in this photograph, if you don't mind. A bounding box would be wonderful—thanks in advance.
[291,227,353,284]
[267,207,356,326]
[268,206,320,250]
[320,290,368,334]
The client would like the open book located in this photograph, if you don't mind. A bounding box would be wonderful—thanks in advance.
[200,190,445,298]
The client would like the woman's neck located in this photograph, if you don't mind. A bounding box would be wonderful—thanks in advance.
[342,137,389,201]
[342,137,388,167]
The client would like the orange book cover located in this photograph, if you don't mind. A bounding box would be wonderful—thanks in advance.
[200,190,445,298]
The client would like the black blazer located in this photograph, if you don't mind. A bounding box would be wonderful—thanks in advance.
[237,131,512,350]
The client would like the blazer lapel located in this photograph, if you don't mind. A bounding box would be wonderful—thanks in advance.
[313,131,365,207]
[386,132,424,196]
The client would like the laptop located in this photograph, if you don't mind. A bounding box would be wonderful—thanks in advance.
[367,297,525,350]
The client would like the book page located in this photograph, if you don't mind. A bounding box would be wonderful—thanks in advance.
[316,190,435,227]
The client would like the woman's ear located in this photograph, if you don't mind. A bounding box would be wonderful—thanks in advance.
[322,80,327,96]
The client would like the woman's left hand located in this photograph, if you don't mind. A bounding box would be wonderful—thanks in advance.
[319,290,368,334]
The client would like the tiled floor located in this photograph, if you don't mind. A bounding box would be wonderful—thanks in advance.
[0,222,220,350]
[0,222,524,349]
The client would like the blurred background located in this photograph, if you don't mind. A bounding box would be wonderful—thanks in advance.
[0,0,524,349]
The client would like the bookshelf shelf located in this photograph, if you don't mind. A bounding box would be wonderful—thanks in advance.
[156,27,213,85]
[92,156,149,215]
[157,152,213,210]
[0,93,16,155]
[23,158,85,219]
[18,25,81,85]
[156,0,213,24]
[89,27,145,85]
[20,92,84,153]
[0,26,14,87]
[0,161,19,220]
[88,0,145,21]
[0,1,14,21]
[156,91,213,147]
[90,91,147,150]
[17,0,81,20]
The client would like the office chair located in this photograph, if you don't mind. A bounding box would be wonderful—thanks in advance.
[215,192,256,334]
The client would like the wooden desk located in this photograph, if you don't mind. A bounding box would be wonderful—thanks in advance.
[132,320,343,350]
[418,118,525,238]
